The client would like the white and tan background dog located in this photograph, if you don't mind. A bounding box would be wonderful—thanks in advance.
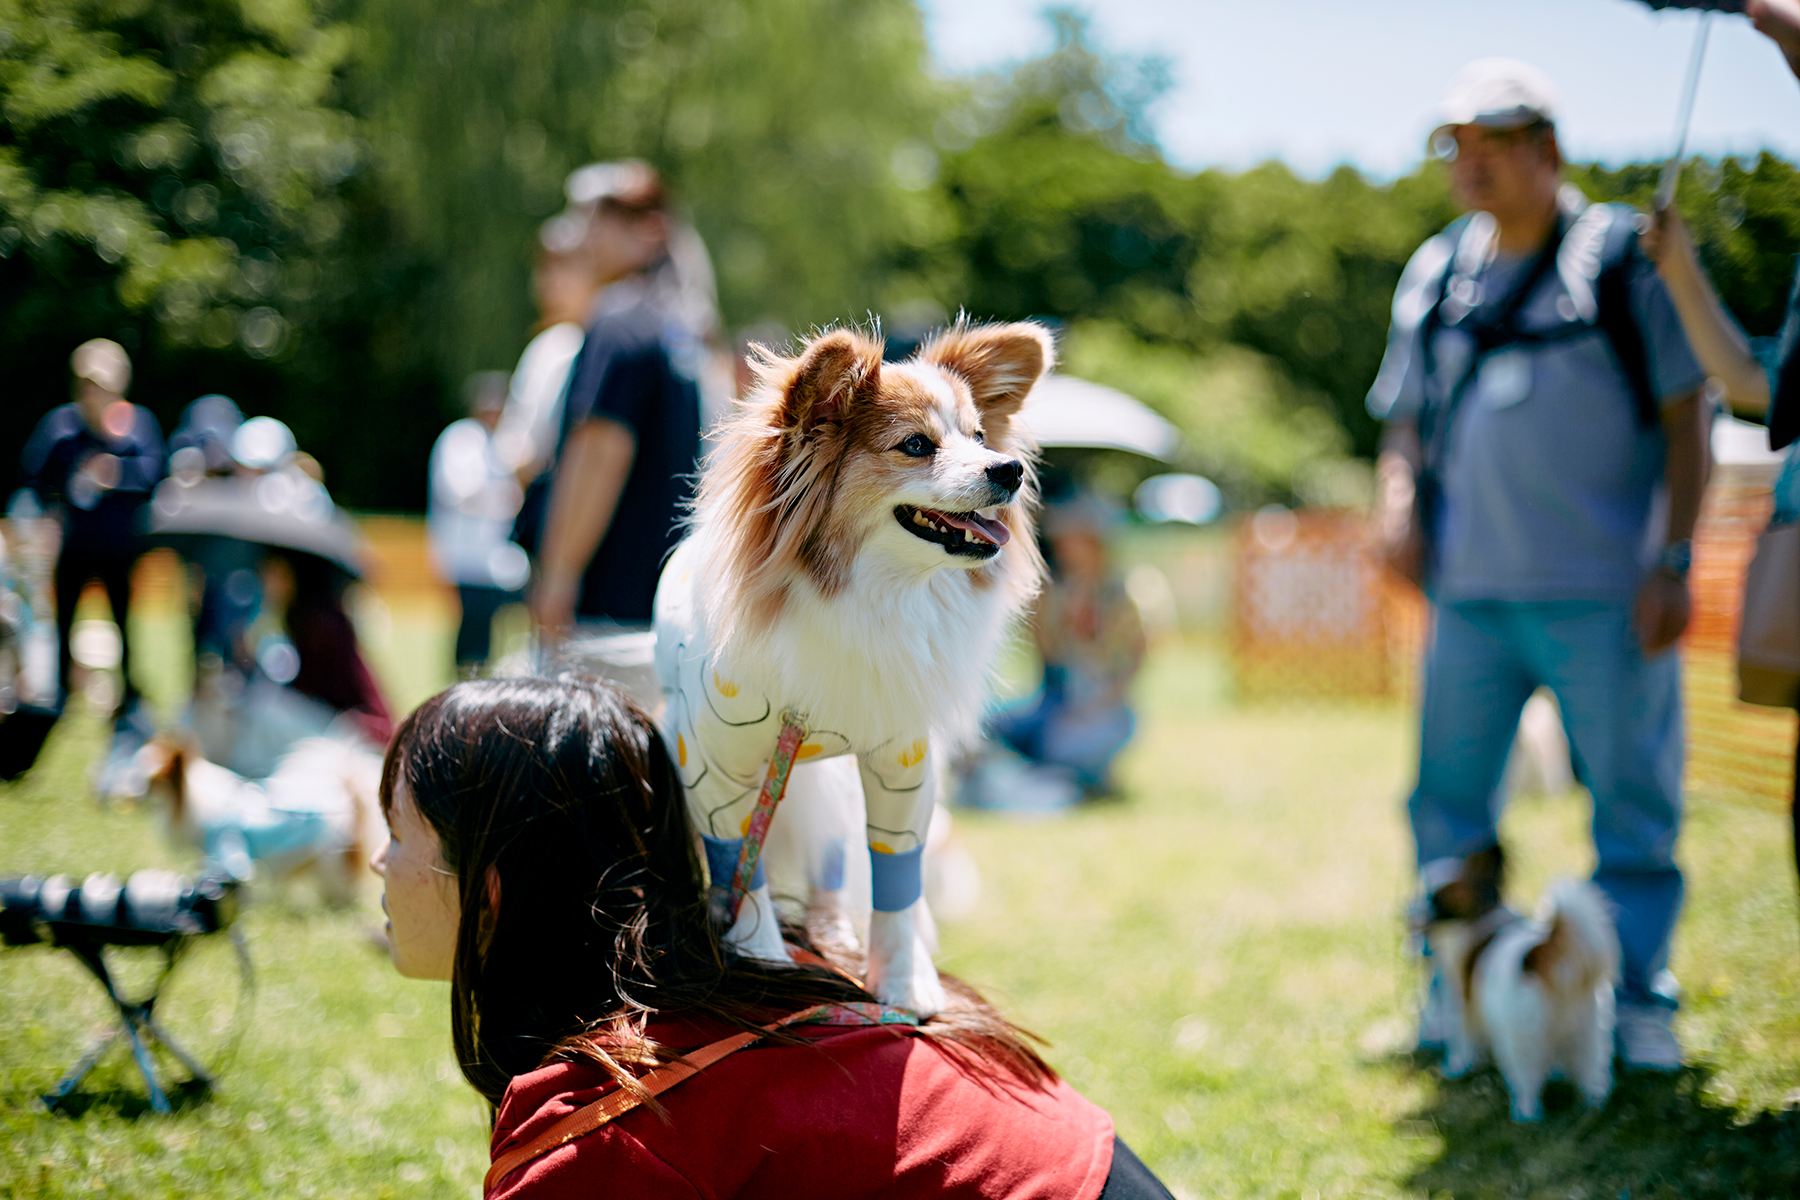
[1423,846,1622,1122]
[654,319,1052,1014]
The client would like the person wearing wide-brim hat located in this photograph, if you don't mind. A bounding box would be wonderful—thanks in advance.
[1368,58,1711,1073]
[19,339,166,718]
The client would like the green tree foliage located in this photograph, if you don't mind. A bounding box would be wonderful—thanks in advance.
[1571,153,1800,337]
[1185,162,1457,461]
[924,12,1420,500]
[922,11,1800,502]
[4,0,951,507]
[0,0,448,507]
[0,0,356,336]
[925,11,1206,340]
[7,2,1799,511]
[1060,320,1362,507]
[351,0,950,386]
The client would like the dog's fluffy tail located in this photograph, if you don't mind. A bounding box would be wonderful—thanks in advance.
[1523,880,1621,996]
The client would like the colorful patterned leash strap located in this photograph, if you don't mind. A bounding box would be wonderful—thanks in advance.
[727,708,810,922]
[789,1001,921,1028]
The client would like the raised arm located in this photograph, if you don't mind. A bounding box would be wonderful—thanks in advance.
[530,416,636,637]
[1641,207,1769,418]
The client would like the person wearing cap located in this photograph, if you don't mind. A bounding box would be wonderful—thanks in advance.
[19,339,167,716]
[1367,59,1710,1071]
[529,161,717,681]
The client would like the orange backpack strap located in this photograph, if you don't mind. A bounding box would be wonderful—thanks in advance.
[484,1026,765,1195]
[482,996,916,1197]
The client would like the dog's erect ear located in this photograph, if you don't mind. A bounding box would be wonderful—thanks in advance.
[918,321,1055,416]
[782,329,883,433]
[148,742,188,819]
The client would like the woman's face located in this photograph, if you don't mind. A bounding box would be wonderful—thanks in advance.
[372,777,460,980]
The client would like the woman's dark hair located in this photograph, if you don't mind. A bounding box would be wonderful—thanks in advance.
[380,675,1053,1108]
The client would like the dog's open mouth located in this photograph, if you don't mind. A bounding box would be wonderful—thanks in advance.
[894,505,1010,557]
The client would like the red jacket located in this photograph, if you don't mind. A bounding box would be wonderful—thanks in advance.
[487,1016,1114,1199]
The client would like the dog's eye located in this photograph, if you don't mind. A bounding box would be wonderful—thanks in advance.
[894,433,936,458]
[972,430,986,445]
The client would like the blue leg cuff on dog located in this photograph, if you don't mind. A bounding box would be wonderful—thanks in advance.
[869,844,925,912]
[818,837,847,891]
[702,834,766,892]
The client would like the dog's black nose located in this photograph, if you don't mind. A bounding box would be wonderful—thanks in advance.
[986,459,1024,494]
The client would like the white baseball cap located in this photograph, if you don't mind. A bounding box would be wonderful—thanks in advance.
[1429,58,1559,151]
[71,338,131,394]
[231,415,297,470]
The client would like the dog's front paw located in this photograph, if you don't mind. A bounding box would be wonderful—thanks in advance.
[1577,1068,1612,1110]
[1509,1096,1544,1123]
[866,906,946,1017]
[806,888,861,955]
[1442,1047,1476,1080]
[720,885,791,966]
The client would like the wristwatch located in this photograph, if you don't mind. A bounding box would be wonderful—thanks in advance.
[1656,539,1692,581]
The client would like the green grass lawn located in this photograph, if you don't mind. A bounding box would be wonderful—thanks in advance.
[4,613,1798,1198]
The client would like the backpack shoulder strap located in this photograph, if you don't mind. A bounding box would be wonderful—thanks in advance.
[1591,206,1660,429]
[1415,215,1480,435]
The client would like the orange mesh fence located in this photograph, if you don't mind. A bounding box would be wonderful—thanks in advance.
[1230,509,1398,700]
[1229,487,1793,811]
[1684,470,1795,814]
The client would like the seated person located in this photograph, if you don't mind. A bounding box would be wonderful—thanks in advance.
[191,548,391,781]
[989,497,1145,796]
[374,675,1174,1199]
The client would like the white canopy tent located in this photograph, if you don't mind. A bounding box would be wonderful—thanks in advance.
[1017,374,1182,460]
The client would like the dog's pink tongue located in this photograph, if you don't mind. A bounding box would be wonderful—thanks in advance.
[933,509,1011,547]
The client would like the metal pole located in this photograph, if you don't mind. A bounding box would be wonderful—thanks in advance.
[1655,13,1714,211]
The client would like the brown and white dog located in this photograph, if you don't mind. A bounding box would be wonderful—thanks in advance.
[1422,845,1621,1121]
[138,733,383,907]
[653,320,1051,1014]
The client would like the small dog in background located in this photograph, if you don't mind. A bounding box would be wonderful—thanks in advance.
[137,733,384,906]
[1422,845,1621,1121]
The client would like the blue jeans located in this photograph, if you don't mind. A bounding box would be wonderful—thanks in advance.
[989,687,1135,791]
[1410,599,1683,1006]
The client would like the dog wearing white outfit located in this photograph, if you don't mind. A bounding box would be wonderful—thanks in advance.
[653,321,1051,1015]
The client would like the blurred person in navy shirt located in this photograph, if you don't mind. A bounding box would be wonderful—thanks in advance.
[20,339,166,714]
[529,161,715,641]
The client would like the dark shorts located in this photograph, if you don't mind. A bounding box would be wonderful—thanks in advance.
[1102,1136,1176,1200]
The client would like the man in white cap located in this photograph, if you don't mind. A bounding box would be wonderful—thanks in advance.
[1368,60,1710,1071]
[20,338,166,716]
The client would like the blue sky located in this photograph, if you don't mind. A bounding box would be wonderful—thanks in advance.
[917,0,1800,179]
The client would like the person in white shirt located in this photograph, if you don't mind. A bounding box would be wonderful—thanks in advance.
[428,373,529,674]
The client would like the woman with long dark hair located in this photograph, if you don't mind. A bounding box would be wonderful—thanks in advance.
[374,675,1173,1199]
